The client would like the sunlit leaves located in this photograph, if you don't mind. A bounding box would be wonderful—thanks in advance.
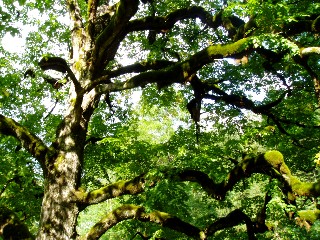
[251,34,300,55]
[0,134,43,235]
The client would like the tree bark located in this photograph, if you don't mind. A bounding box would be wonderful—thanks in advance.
[36,111,87,239]
[37,175,79,239]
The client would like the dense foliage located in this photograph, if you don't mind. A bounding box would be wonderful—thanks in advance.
[0,0,320,239]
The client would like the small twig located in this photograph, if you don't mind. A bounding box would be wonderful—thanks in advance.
[44,99,59,119]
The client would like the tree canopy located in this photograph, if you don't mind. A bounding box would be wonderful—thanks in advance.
[0,0,320,239]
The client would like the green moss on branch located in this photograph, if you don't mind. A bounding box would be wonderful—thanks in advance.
[96,38,252,93]
[75,174,145,204]
[83,204,201,240]
[0,114,49,171]
[84,204,261,240]
[178,150,320,200]
[298,209,320,224]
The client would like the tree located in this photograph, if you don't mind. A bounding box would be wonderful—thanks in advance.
[0,0,320,239]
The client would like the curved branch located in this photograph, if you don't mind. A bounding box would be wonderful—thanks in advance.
[86,59,175,89]
[203,90,286,116]
[255,93,287,113]
[95,37,251,94]
[38,56,82,92]
[83,204,202,240]
[76,151,320,208]
[202,90,311,146]
[207,209,256,240]
[127,6,222,33]
[177,151,320,199]
[84,204,265,240]
[127,7,257,41]
[0,114,49,171]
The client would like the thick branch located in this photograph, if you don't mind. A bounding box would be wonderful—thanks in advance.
[84,204,264,240]
[0,114,49,170]
[77,150,320,207]
[83,204,202,240]
[94,0,139,68]
[283,15,320,35]
[74,174,145,205]
[127,6,257,40]
[86,59,175,89]
[104,59,175,78]
[66,0,83,30]
[127,7,257,41]
[96,37,251,93]
[207,209,256,240]
[300,47,320,56]
[178,151,320,199]
[127,6,222,33]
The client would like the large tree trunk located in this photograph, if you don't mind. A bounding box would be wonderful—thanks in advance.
[36,88,93,239]
[36,132,84,239]
[35,0,95,235]
[37,173,79,239]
